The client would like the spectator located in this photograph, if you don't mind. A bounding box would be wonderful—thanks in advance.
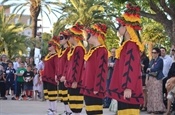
[38,56,45,71]
[25,57,30,67]
[170,49,175,62]
[33,68,41,100]
[15,61,26,100]
[13,57,18,70]
[29,57,36,69]
[140,51,149,111]
[146,47,166,114]
[160,47,173,105]
[104,48,116,108]
[23,65,34,100]
[4,61,16,100]
[14,57,22,70]
[1,54,8,70]
[164,62,175,115]
[0,65,6,99]
[37,56,45,100]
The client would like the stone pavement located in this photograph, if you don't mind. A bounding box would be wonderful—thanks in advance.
[0,99,149,115]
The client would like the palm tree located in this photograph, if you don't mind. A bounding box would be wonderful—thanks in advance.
[53,0,118,35]
[53,0,120,50]
[0,8,28,59]
[2,0,62,57]
[141,19,170,59]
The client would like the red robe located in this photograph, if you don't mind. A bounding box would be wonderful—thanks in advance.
[56,47,70,80]
[81,46,108,99]
[108,41,144,104]
[43,53,58,85]
[65,46,85,88]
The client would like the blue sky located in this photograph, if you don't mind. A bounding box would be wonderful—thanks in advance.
[0,0,61,33]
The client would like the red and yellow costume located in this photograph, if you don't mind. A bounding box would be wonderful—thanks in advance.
[65,24,86,113]
[43,53,58,86]
[56,31,70,105]
[66,44,85,88]
[81,23,108,115]
[108,3,144,115]
[81,45,108,99]
[42,37,60,114]
[43,38,59,100]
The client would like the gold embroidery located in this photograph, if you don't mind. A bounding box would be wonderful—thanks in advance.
[44,53,57,61]
[67,41,86,60]
[58,47,69,58]
[84,45,106,61]
[115,26,144,59]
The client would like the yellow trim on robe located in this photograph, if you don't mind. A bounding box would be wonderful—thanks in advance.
[57,97,61,100]
[43,90,48,93]
[67,41,86,60]
[84,45,106,61]
[69,104,84,109]
[58,47,68,58]
[86,105,103,111]
[49,97,58,100]
[69,96,84,101]
[60,90,68,95]
[48,91,57,95]
[118,109,140,115]
[44,96,49,99]
[62,97,68,101]
[44,53,57,61]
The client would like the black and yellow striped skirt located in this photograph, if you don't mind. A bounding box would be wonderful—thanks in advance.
[84,95,103,115]
[118,101,140,115]
[58,82,68,104]
[68,88,84,113]
[43,81,57,101]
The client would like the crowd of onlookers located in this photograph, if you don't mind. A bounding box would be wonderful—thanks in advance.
[0,55,44,101]
[0,46,175,114]
[105,46,175,114]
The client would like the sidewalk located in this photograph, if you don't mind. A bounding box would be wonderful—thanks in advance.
[0,99,149,115]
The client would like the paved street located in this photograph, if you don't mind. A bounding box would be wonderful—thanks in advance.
[0,98,150,115]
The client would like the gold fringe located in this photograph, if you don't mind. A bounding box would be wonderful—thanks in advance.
[69,104,84,109]
[84,45,106,61]
[115,26,144,59]
[67,41,86,60]
[69,96,84,101]
[44,53,57,61]
[58,47,69,58]
[118,109,140,115]
[86,105,103,111]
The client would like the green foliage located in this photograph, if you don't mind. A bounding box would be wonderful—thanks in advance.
[141,19,171,50]
[105,28,119,50]
[53,0,118,35]
[40,32,52,56]
[0,8,28,59]
[53,0,121,50]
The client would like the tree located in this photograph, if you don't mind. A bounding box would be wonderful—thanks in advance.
[0,8,28,59]
[53,0,118,35]
[141,19,170,58]
[53,0,120,50]
[114,0,175,45]
[2,0,62,57]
